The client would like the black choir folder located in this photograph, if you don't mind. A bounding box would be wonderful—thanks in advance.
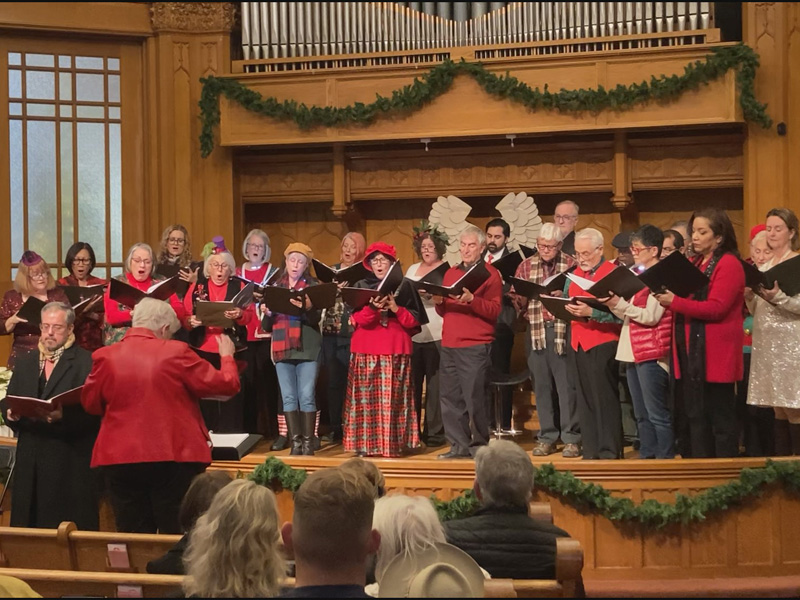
[109,276,181,309]
[538,295,612,322]
[741,254,800,297]
[209,432,263,461]
[490,245,537,281]
[341,261,405,311]
[510,272,569,300]
[567,268,646,301]
[637,251,710,298]
[418,261,490,297]
[15,296,47,326]
[5,386,83,420]
[312,259,369,286]
[263,282,338,316]
[60,284,107,318]
[194,283,256,328]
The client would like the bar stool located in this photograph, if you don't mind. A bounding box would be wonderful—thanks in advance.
[488,368,531,439]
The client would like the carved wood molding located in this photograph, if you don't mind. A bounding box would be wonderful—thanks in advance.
[151,2,235,33]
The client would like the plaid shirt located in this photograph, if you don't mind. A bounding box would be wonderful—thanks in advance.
[513,252,575,355]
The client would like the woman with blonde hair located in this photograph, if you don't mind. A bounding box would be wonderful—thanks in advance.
[0,251,67,367]
[183,479,286,598]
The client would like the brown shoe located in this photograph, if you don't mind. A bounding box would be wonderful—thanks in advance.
[562,443,581,458]
[532,441,556,457]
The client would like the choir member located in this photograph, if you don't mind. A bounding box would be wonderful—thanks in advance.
[58,242,106,352]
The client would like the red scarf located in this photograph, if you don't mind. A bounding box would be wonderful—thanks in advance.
[271,274,307,361]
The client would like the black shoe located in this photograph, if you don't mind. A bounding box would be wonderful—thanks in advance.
[271,435,289,451]
[436,450,471,460]
[424,437,447,448]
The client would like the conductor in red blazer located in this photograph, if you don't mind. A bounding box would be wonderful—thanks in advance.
[81,298,241,534]
[656,208,745,458]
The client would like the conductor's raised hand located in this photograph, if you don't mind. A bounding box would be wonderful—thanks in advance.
[216,334,235,357]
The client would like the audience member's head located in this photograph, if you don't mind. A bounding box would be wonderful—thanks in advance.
[662,229,685,257]
[179,470,233,534]
[379,542,484,598]
[183,479,285,598]
[372,495,447,586]
[283,467,379,587]
[339,457,387,499]
[554,200,580,237]
[474,440,534,510]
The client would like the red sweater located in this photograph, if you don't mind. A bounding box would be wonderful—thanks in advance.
[350,306,419,355]
[436,264,502,348]
[669,253,744,383]
[236,263,273,341]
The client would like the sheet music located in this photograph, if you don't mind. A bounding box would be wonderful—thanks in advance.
[209,433,250,447]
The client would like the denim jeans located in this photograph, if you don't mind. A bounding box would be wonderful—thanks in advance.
[276,359,319,413]
[626,361,674,458]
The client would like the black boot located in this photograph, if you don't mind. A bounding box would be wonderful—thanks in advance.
[301,411,316,456]
[789,423,800,456]
[285,411,303,456]
[271,434,289,452]
[774,419,791,456]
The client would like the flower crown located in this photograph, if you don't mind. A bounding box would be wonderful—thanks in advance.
[413,220,449,248]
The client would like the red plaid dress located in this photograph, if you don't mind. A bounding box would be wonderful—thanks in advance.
[344,304,420,457]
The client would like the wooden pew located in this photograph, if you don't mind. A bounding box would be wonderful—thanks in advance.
[0,521,181,573]
[527,501,553,523]
[0,567,183,598]
[482,538,585,598]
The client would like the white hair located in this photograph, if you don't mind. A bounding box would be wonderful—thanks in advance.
[372,494,446,583]
[460,225,486,247]
[125,243,155,277]
[537,222,564,243]
[41,301,75,326]
[131,297,180,335]
[203,250,237,278]
[555,200,580,216]
[474,440,534,509]
[751,230,768,246]
[242,229,271,264]
[575,227,604,249]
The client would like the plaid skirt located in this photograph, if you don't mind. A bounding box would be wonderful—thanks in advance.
[343,353,419,457]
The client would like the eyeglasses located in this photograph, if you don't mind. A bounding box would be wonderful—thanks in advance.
[40,323,66,333]
[208,262,229,270]
[370,256,390,265]
[131,258,152,265]
[629,245,655,255]
[167,238,186,245]
[554,214,578,222]
[28,271,48,280]
[575,247,601,259]
[246,243,265,250]
[72,258,91,264]
[536,243,560,251]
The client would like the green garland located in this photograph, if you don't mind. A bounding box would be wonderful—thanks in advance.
[199,43,771,157]
[249,457,800,530]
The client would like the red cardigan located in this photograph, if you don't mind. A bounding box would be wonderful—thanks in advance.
[81,328,240,467]
[669,253,745,383]
[436,264,502,348]
[350,305,419,355]
[104,272,186,327]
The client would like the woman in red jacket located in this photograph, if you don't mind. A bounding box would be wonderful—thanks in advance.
[103,243,185,345]
[82,298,240,534]
[343,242,422,457]
[657,208,745,458]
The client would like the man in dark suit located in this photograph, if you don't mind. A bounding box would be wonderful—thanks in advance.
[554,200,580,257]
[1,302,100,530]
[484,218,517,430]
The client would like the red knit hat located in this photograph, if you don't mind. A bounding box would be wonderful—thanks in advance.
[750,224,766,242]
[363,241,397,271]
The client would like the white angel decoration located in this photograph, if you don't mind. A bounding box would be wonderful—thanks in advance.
[428,191,543,265]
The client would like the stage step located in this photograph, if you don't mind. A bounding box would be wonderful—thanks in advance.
[585,575,800,598]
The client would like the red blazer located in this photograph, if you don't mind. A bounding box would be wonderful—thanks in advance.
[81,328,241,467]
[669,253,745,383]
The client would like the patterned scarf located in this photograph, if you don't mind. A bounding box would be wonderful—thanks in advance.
[271,274,307,361]
[519,252,575,355]
[38,333,75,374]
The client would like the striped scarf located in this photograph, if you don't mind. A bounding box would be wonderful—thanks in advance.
[519,252,575,355]
[38,333,75,374]
[271,274,307,362]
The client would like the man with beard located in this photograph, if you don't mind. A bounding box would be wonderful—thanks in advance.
[483,218,517,432]
[1,302,100,529]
